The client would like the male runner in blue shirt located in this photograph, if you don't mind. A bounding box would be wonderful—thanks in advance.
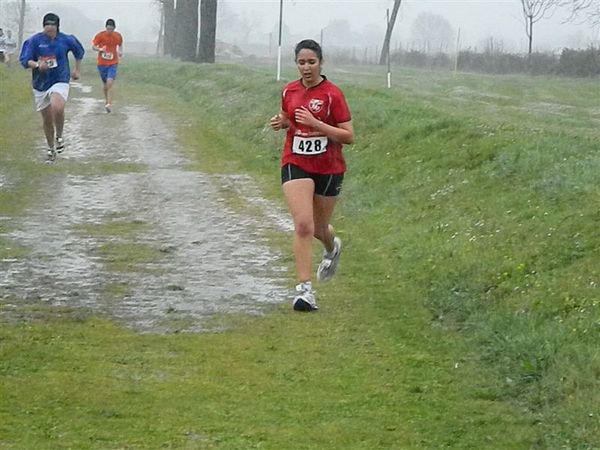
[20,13,85,161]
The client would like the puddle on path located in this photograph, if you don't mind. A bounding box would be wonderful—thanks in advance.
[0,85,292,333]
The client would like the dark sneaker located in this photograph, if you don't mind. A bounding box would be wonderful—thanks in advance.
[317,237,342,282]
[55,137,65,153]
[292,282,318,311]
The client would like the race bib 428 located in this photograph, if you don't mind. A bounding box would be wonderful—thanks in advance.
[292,136,328,155]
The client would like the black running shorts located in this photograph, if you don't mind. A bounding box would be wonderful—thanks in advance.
[281,164,344,197]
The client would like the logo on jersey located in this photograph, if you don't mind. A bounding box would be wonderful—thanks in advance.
[309,98,324,113]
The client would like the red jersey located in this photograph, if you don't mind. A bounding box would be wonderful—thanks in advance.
[281,77,351,175]
[92,30,123,66]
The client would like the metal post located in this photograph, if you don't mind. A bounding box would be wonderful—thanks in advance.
[387,9,391,88]
[277,0,283,81]
[454,27,461,77]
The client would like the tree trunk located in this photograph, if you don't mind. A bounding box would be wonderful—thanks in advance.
[198,0,218,63]
[183,0,199,61]
[173,2,184,58]
[18,0,26,48]
[174,0,199,61]
[379,0,402,65]
[163,0,176,56]
[528,15,533,54]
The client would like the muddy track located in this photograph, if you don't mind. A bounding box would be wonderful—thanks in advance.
[0,83,291,333]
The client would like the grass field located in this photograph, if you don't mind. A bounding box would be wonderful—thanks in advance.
[1,59,599,448]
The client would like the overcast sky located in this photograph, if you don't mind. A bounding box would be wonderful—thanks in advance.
[15,0,600,52]
[222,0,598,51]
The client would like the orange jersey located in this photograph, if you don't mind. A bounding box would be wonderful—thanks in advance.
[92,30,123,66]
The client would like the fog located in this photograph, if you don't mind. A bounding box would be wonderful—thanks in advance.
[220,0,598,53]
[4,0,598,55]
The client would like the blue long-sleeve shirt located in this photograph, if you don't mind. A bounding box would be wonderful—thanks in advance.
[19,32,85,92]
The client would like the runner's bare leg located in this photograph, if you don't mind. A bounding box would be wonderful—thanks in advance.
[51,92,66,139]
[106,78,114,105]
[40,106,54,148]
[283,179,316,282]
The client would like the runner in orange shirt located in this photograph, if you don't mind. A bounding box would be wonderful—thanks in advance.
[92,19,123,113]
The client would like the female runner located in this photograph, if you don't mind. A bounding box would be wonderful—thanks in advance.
[270,39,354,311]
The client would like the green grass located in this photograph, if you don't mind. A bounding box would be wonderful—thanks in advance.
[0,65,43,261]
[91,241,166,272]
[1,58,599,448]
[0,236,30,260]
[0,309,535,449]
[0,65,46,216]
[73,218,165,273]
[73,219,151,238]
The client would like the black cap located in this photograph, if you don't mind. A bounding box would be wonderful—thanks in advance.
[43,12,60,29]
[106,18,116,28]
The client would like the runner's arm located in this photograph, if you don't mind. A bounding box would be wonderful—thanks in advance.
[315,120,354,145]
[270,111,290,131]
[295,107,354,144]
[19,38,35,69]
[69,35,84,79]
[72,57,82,80]
[91,33,103,52]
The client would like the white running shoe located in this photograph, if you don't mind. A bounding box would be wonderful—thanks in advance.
[46,147,56,163]
[105,104,112,113]
[317,237,342,282]
[55,137,65,153]
[293,282,318,311]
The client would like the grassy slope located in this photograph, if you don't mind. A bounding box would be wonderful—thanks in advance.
[0,65,43,259]
[1,59,599,448]
[0,65,41,215]
[119,60,600,447]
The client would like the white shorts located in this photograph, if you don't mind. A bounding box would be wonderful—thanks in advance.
[33,83,70,111]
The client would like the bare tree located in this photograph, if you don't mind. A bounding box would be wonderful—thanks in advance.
[379,0,402,65]
[216,3,262,48]
[520,0,559,54]
[323,19,353,47]
[155,0,176,56]
[154,0,216,62]
[198,0,217,63]
[561,0,600,26]
[410,12,455,54]
[481,36,506,54]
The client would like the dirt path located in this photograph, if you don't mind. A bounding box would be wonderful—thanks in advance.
[0,83,291,333]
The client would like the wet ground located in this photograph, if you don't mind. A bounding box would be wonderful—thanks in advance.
[0,83,292,333]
